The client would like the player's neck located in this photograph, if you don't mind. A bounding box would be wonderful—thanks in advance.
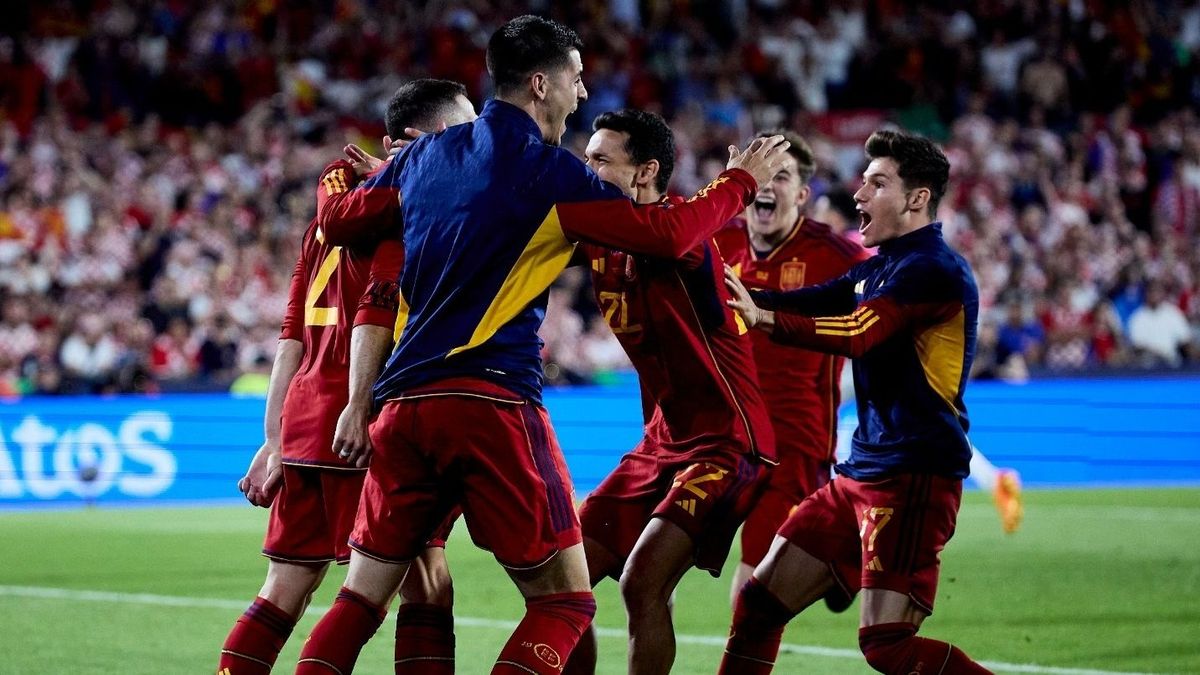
[635,187,663,206]
[750,213,802,254]
[497,94,557,144]
[879,214,935,248]
[894,213,933,239]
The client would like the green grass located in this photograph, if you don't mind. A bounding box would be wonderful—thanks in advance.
[1,489,1198,674]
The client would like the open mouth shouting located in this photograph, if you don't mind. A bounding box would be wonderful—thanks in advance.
[753,195,777,224]
[857,206,872,235]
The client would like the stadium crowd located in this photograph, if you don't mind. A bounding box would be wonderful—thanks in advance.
[1,0,1198,395]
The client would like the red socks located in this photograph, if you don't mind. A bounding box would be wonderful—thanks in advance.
[394,603,456,674]
[719,577,796,674]
[859,623,993,674]
[296,588,387,674]
[494,591,596,674]
[218,596,296,674]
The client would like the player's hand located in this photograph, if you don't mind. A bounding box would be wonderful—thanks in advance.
[238,442,283,508]
[726,135,792,188]
[381,126,426,157]
[724,265,764,328]
[344,143,384,176]
[332,402,373,469]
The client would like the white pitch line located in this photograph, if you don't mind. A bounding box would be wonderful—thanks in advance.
[0,585,1165,675]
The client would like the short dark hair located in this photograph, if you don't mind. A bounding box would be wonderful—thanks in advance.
[592,109,676,193]
[486,15,583,96]
[385,79,468,139]
[864,129,950,216]
[757,129,816,184]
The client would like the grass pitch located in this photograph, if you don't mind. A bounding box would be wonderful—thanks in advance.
[0,488,1197,674]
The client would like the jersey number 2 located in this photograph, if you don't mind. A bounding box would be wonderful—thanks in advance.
[305,247,342,326]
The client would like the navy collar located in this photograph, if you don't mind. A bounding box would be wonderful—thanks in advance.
[480,99,543,142]
[878,222,943,256]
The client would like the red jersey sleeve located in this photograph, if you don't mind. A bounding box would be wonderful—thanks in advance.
[556,169,758,259]
[316,159,401,245]
[279,228,311,341]
[354,237,406,328]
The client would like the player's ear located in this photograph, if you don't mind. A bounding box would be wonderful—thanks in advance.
[796,184,811,208]
[907,187,931,213]
[531,72,548,101]
[437,121,448,132]
[637,159,660,189]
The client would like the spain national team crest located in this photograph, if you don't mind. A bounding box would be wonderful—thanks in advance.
[780,261,806,290]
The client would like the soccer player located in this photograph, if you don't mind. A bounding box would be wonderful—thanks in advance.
[295,15,790,675]
[217,80,474,675]
[327,78,479,674]
[713,130,870,607]
[565,110,775,675]
[720,130,993,674]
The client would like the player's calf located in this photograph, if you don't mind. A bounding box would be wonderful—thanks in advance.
[219,561,326,674]
[296,587,388,674]
[719,577,797,674]
[859,622,993,675]
[395,547,455,674]
[494,591,597,674]
[218,596,298,675]
[495,543,596,674]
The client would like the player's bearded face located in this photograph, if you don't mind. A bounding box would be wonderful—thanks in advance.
[746,153,802,238]
[853,157,908,248]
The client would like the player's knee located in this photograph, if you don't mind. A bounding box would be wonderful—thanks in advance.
[261,561,327,615]
[858,623,917,674]
[618,564,668,612]
[400,563,453,606]
[400,547,453,604]
[527,590,598,625]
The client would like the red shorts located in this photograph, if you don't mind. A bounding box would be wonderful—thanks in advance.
[351,379,581,569]
[426,507,461,549]
[740,451,831,566]
[778,473,962,614]
[263,464,365,564]
[578,440,769,579]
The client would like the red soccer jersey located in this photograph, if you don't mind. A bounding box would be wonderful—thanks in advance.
[713,217,869,462]
[580,198,775,464]
[278,161,405,469]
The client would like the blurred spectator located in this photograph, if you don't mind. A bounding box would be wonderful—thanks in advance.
[579,316,632,384]
[150,317,198,381]
[0,0,1199,394]
[1089,301,1130,367]
[197,314,241,384]
[996,302,1045,368]
[59,314,118,392]
[1128,282,1192,366]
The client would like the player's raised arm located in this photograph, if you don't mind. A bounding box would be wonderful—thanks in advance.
[319,80,478,247]
[556,135,792,258]
[315,158,402,246]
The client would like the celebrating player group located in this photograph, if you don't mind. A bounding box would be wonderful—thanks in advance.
[218,13,1020,675]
